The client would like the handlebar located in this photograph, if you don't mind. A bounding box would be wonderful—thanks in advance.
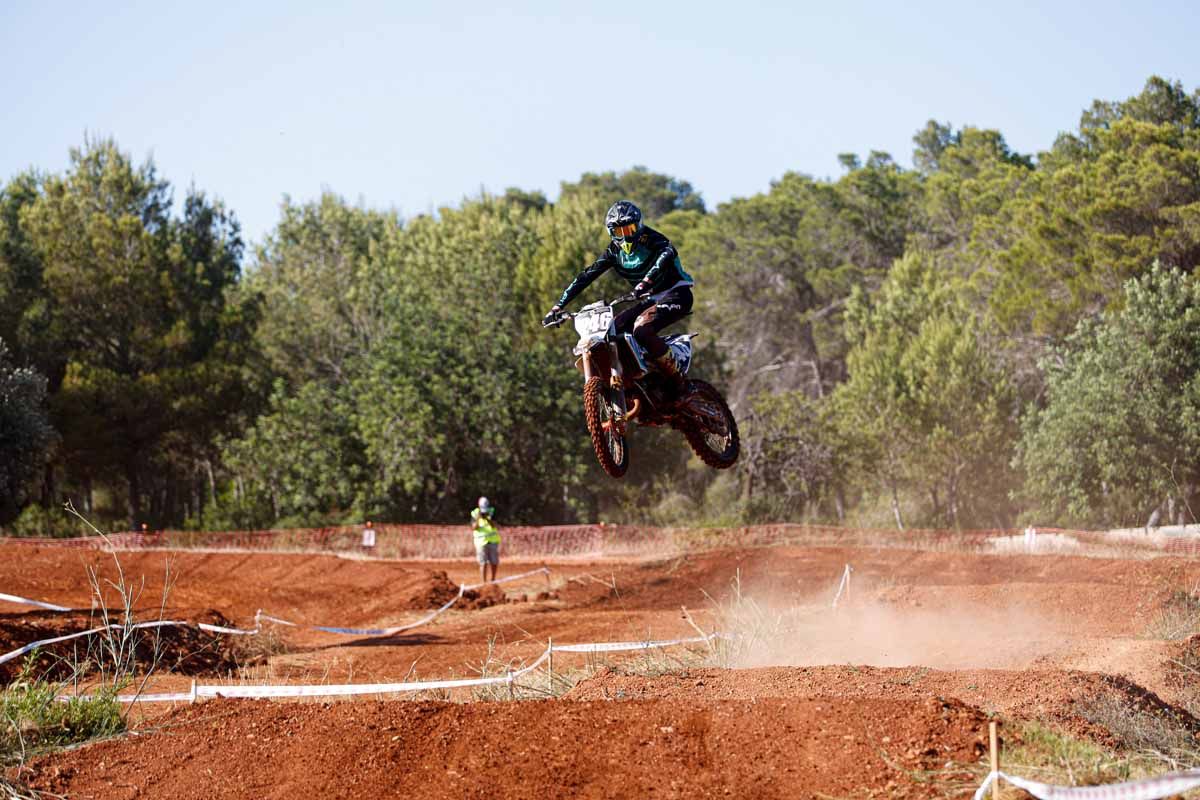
[611,291,642,306]
[541,292,644,329]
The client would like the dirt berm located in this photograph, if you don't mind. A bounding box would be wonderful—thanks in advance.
[25,693,989,799]
[0,608,241,682]
[566,664,1200,745]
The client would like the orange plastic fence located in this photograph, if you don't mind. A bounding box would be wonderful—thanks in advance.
[3,523,1195,557]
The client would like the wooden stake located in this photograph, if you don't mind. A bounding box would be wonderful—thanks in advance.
[989,720,999,798]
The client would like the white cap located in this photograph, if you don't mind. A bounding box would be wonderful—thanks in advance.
[478,496,490,510]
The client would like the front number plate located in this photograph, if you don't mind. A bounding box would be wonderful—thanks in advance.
[574,308,613,338]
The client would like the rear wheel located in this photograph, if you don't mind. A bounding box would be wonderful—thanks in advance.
[678,380,739,469]
[583,376,629,478]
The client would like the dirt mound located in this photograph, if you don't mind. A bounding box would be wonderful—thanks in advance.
[403,570,462,608]
[403,571,509,611]
[464,583,506,610]
[27,695,990,799]
[0,608,241,683]
[564,664,1200,746]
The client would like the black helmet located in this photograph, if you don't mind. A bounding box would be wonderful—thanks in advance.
[605,200,643,254]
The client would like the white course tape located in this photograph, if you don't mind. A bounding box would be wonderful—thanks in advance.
[464,566,552,592]
[550,633,723,654]
[974,769,1200,800]
[99,630,725,703]
[1,567,554,664]
[255,567,551,637]
[196,621,264,636]
[118,692,195,704]
[831,563,852,609]
[0,592,71,611]
[107,647,554,702]
[256,586,464,637]
[0,620,198,666]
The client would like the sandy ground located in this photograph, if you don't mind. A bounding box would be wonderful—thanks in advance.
[2,541,1199,798]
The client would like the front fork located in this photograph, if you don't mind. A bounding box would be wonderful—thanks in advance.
[608,343,629,433]
[582,342,642,434]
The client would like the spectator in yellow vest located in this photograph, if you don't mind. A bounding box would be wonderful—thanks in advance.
[470,496,500,584]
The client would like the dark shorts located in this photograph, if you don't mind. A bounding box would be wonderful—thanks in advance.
[476,542,499,565]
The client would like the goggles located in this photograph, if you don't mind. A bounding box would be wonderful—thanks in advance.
[610,222,639,240]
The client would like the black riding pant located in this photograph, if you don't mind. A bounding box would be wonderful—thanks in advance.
[613,286,693,359]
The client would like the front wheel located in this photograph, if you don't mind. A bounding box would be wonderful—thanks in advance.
[678,380,739,469]
[583,376,629,478]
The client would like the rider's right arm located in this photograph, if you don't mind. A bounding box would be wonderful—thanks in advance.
[558,247,617,308]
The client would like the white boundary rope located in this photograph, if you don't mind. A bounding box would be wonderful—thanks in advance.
[974,768,1200,800]
[552,633,725,653]
[105,632,726,703]
[831,563,853,608]
[0,592,71,611]
[252,566,551,636]
[0,620,214,666]
[0,567,553,666]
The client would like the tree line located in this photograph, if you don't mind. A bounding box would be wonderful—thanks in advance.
[2,76,1198,533]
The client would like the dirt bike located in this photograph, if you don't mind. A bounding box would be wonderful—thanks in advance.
[543,292,739,478]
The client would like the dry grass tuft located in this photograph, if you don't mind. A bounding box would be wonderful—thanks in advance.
[1,503,176,780]
[226,627,290,669]
[1147,585,1200,641]
[0,774,61,800]
[986,721,1135,794]
[1076,694,1200,770]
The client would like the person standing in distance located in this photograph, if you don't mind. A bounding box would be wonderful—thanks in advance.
[471,497,500,584]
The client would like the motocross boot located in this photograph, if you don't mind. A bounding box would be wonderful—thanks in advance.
[652,350,687,395]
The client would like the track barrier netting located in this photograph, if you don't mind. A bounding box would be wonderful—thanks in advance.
[6,523,1198,559]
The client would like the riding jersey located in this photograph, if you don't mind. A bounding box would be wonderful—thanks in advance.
[557,226,695,308]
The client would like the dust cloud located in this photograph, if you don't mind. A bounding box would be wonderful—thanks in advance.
[726,574,1072,671]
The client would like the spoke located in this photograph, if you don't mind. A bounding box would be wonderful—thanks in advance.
[602,395,623,462]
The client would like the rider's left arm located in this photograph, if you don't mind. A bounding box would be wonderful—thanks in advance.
[638,241,678,294]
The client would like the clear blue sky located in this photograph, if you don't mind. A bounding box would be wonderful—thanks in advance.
[2,0,1197,246]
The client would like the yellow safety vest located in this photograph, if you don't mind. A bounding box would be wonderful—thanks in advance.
[470,508,500,545]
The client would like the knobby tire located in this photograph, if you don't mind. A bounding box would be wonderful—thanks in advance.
[583,376,628,478]
[678,379,740,469]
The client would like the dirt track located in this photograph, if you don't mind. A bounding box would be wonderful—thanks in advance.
[3,541,1199,797]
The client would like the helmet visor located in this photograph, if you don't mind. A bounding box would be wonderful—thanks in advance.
[610,222,639,240]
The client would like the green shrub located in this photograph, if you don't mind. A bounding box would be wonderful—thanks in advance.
[1,659,124,766]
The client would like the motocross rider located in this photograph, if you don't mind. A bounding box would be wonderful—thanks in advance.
[544,200,694,391]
